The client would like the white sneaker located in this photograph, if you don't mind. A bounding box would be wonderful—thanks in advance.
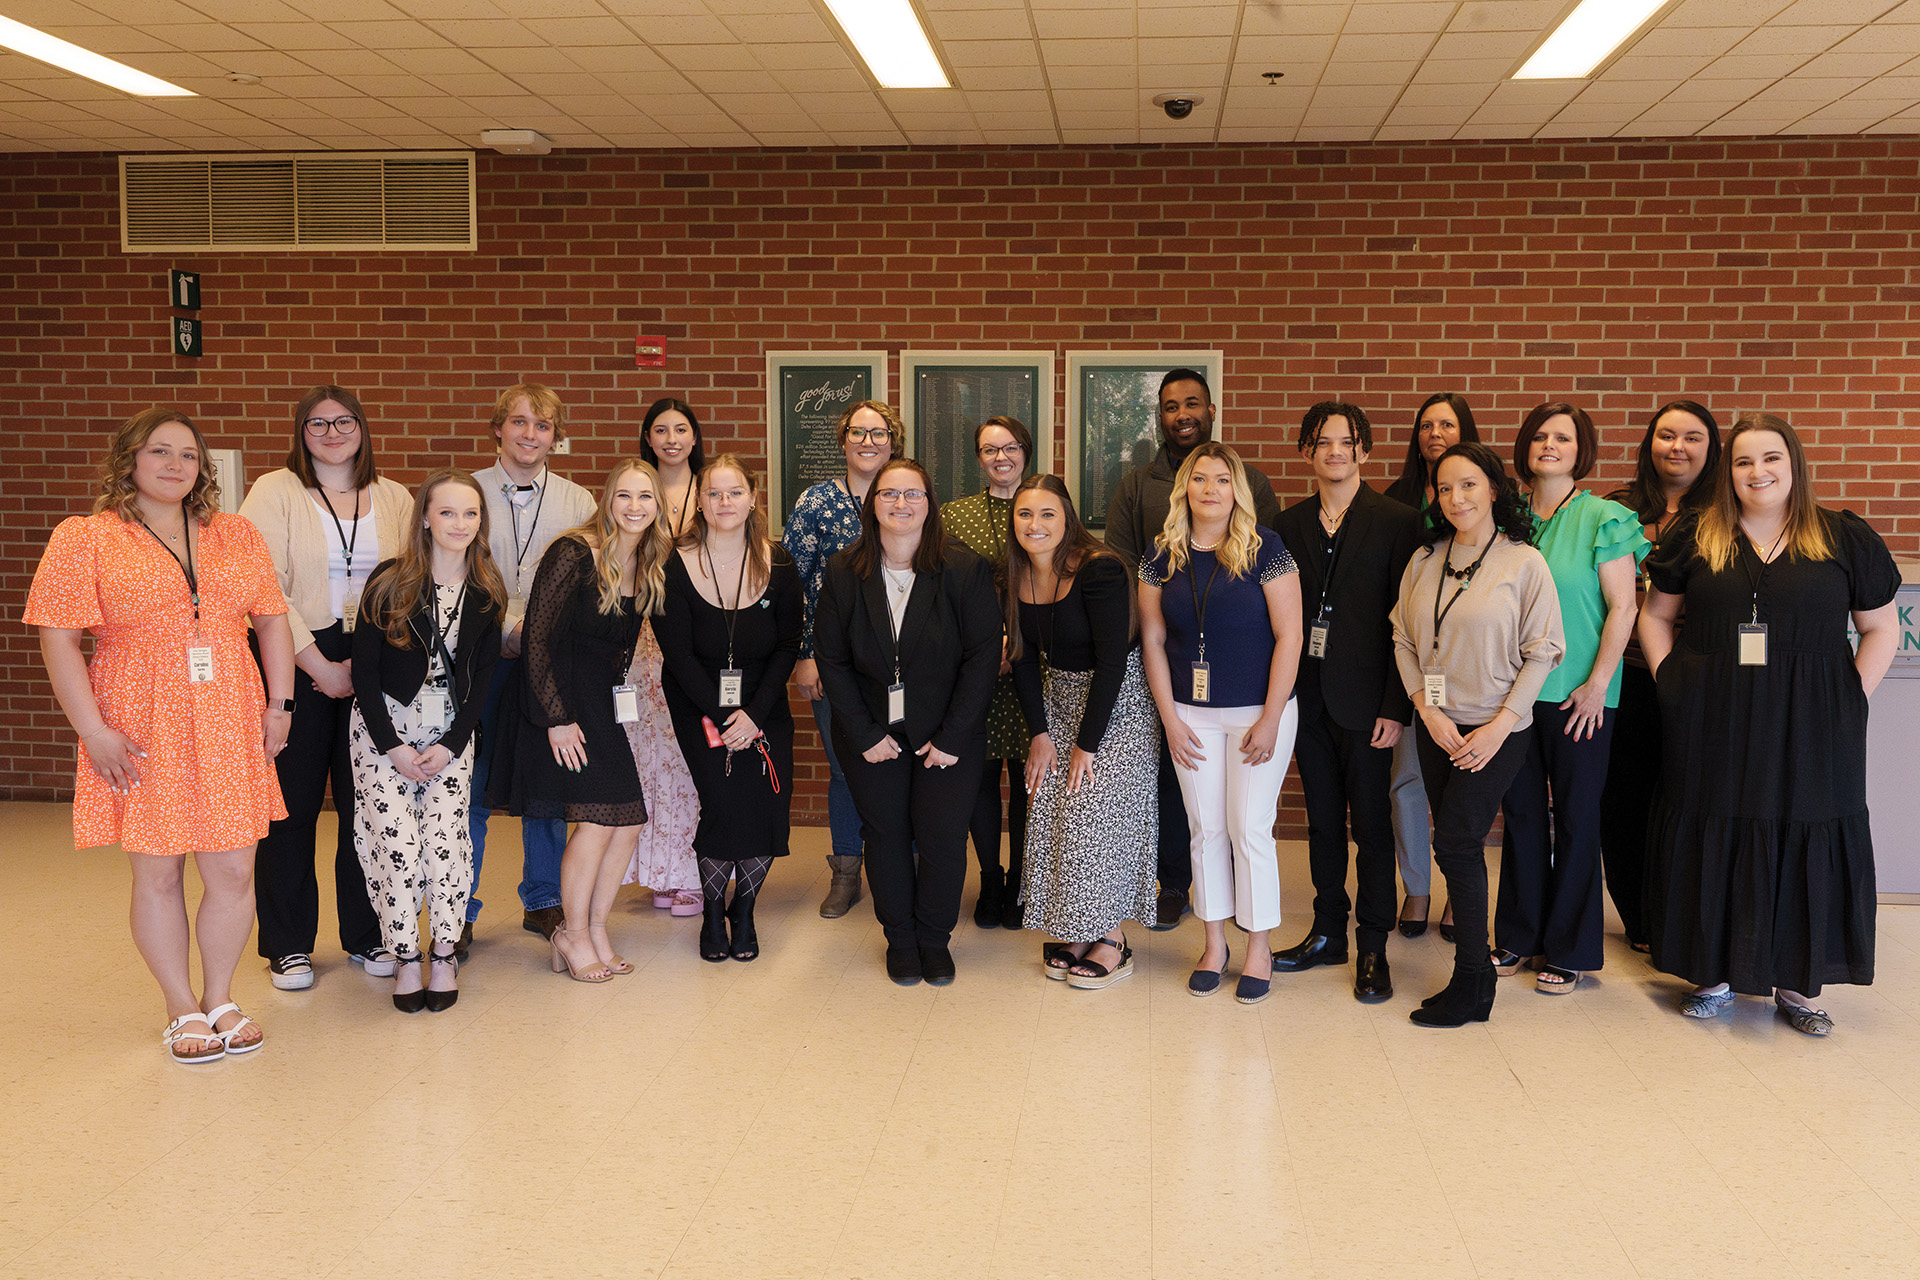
[350,948,398,978]
[269,953,315,990]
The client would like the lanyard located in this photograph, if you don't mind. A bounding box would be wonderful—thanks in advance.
[703,539,750,668]
[424,580,467,678]
[882,563,914,684]
[1185,547,1224,663]
[320,486,364,579]
[1740,526,1787,624]
[136,502,200,628]
[1534,486,1579,532]
[1429,534,1496,658]
[1313,519,1345,622]
[1033,565,1068,664]
[666,471,696,540]
[833,476,865,526]
[505,471,548,592]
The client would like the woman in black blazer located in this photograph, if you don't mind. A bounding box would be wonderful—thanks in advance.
[815,458,1002,986]
[349,469,504,1011]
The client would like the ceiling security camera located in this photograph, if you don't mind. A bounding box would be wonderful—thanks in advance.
[1152,92,1204,120]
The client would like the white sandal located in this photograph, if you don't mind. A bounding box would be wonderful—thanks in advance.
[204,1002,264,1055]
[163,1012,225,1065]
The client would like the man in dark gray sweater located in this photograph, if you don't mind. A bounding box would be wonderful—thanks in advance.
[1103,368,1285,929]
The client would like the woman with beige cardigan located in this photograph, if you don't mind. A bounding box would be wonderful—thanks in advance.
[239,385,412,991]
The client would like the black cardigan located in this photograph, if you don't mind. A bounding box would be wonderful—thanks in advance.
[814,538,1002,758]
[350,558,502,755]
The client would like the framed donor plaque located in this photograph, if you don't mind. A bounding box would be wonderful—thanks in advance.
[900,351,1055,505]
[766,351,888,523]
[1066,350,1223,528]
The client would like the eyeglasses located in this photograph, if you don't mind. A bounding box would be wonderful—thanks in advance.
[704,489,746,502]
[303,415,360,436]
[876,488,928,504]
[846,427,892,444]
[977,443,1023,460]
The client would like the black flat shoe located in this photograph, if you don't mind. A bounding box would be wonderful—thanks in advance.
[1234,974,1272,1005]
[1354,951,1392,1002]
[423,953,459,1012]
[1188,942,1229,997]
[1271,931,1349,973]
[886,946,923,986]
[1438,902,1456,944]
[1398,894,1430,939]
[392,989,427,1013]
[919,944,956,986]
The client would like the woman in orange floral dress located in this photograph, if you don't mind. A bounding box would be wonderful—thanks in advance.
[27,408,297,1065]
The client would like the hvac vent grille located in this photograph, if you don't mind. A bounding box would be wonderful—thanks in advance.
[120,152,476,253]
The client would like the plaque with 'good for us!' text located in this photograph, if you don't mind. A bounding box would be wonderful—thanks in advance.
[766,351,889,524]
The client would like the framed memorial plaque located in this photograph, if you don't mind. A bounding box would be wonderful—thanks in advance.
[900,351,1055,505]
[765,351,888,523]
[1066,350,1223,528]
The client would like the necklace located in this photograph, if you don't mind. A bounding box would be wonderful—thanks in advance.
[1319,500,1351,531]
[1190,539,1219,552]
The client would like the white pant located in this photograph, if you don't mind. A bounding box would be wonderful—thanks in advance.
[1171,699,1298,932]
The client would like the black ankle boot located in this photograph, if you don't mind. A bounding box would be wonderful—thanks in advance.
[700,899,730,962]
[1409,963,1496,1027]
[727,890,760,962]
[972,868,1002,929]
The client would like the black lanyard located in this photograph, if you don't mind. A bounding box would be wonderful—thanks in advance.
[1033,565,1068,664]
[136,502,200,626]
[1313,520,1345,623]
[1429,534,1496,659]
[1533,486,1579,534]
[666,471,696,540]
[703,539,750,668]
[1740,526,1787,624]
[506,473,548,589]
[424,580,467,679]
[1185,547,1224,663]
[320,486,364,580]
[833,477,865,526]
[882,564,914,683]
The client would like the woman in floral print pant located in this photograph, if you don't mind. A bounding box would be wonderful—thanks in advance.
[349,469,504,1013]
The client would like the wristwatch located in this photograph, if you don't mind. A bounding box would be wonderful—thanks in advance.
[268,698,296,712]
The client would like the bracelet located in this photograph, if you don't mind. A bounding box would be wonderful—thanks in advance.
[80,725,111,741]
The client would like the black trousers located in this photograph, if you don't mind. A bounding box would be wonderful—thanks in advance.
[253,623,382,959]
[969,758,1028,887]
[1155,742,1193,894]
[1414,718,1531,973]
[1295,706,1398,954]
[1598,663,1659,946]
[1497,700,1613,971]
[838,731,984,950]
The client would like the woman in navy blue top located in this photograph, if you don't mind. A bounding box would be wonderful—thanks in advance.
[1139,442,1303,1005]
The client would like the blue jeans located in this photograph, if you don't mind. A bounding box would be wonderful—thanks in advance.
[812,697,863,861]
[467,654,566,919]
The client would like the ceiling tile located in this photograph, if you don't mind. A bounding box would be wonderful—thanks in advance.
[1699,53,1819,77]
[1332,32,1438,61]
[1448,1,1568,32]
[1141,6,1235,37]
[943,40,1039,68]
[1139,36,1232,62]
[1769,0,1896,20]
[1319,60,1419,86]
[1240,5,1349,37]
[1343,2,1459,34]
[1410,57,1518,83]
[1046,65,1136,86]
[716,11,836,43]
[954,64,1046,91]
[625,13,734,43]
[1040,38,1134,65]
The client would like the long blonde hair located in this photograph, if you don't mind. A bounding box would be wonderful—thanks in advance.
[1693,413,1832,572]
[1155,441,1262,579]
[96,407,222,523]
[559,459,673,616]
[362,469,507,649]
[681,453,774,597]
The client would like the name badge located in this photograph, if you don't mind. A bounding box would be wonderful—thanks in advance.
[1424,672,1447,708]
[187,645,215,683]
[341,586,361,634]
[718,669,743,708]
[1190,661,1211,704]
[1738,623,1768,667]
[418,688,451,729]
[1308,621,1329,659]
[887,681,906,724]
[612,684,640,724]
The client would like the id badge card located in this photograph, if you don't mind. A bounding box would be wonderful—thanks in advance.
[1190,661,1212,704]
[187,645,215,683]
[612,683,640,724]
[340,584,361,634]
[1308,621,1329,659]
[887,681,907,724]
[1738,623,1768,667]
[418,688,451,729]
[1423,670,1447,709]
[718,669,744,708]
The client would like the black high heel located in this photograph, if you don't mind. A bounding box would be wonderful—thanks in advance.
[1398,894,1430,939]
[1409,963,1496,1027]
[700,899,731,962]
[423,951,459,1013]
[727,890,760,962]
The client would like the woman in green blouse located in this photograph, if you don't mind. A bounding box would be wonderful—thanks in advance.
[941,415,1033,928]
[1494,402,1649,994]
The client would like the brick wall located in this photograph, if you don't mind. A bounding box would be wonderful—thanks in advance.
[6,136,1918,834]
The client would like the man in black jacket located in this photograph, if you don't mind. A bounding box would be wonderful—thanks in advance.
[1103,367,1284,929]
[1269,402,1420,1000]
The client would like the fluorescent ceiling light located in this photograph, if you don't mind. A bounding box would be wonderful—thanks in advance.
[0,13,194,96]
[1514,0,1669,80]
[820,0,948,89]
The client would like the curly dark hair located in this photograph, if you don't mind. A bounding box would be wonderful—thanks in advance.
[1299,400,1372,454]
[1418,441,1534,547]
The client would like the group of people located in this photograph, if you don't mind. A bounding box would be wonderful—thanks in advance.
[27,371,1902,1064]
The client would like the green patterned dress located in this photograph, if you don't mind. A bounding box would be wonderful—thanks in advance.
[942,490,1028,762]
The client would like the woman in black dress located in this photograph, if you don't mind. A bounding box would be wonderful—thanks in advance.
[656,454,803,963]
[489,459,673,982]
[1640,413,1900,1035]
[1600,400,1720,951]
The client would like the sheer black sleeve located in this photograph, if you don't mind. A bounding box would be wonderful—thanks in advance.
[523,536,589,728]
[1075,555,1133,754]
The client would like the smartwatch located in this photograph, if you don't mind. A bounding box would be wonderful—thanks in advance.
[269,698,297,712]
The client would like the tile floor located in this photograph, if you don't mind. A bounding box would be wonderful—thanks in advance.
[2,799,1918,1279]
